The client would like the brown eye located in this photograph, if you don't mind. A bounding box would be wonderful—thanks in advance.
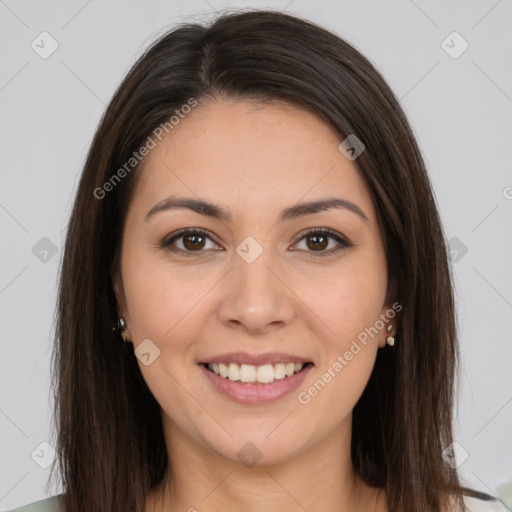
[305,233,329,251]
[293,228,352,257]
[161,229,221,255]
[182,233,206,250]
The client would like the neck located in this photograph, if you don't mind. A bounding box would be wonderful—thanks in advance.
[146,412,385,512]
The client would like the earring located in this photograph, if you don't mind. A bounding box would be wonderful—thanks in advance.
[386,324,395,346]
[113,317,129,343]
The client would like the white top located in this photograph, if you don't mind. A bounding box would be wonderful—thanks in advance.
[5,492,509,511]
[462,494,510,512]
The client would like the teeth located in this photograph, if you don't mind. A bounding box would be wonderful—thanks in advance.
[285,362,295,377]
[207,362,306,383]
[257,364,274,383]
[240,364,256,382]
[228,363,240,381]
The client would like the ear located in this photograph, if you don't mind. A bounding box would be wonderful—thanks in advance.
[112,272,132,339]
[112,273,132,341]
[378,279,401,349]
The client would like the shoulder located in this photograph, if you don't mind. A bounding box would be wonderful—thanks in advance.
[458,494,510,512]
[3,494,63,512]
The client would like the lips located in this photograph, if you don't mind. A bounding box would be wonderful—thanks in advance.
[198,351,313,366]
[199,360,314,404]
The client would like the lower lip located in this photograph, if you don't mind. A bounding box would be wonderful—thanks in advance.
[199,363,314,405]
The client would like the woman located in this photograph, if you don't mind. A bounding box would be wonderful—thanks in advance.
[7,9,509,512]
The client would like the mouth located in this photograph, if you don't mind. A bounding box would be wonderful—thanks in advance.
[200,361,314,385]
[198,360,315,404]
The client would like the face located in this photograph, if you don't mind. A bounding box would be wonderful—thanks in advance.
[114,98,394,467]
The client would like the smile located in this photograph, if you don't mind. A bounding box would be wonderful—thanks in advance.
[199,362,314,404]
[206,362,307,384]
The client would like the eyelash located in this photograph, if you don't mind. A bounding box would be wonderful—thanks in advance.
[161,227,352,258]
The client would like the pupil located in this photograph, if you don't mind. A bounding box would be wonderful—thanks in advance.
[184,234,204,250]
[308,234,327,251]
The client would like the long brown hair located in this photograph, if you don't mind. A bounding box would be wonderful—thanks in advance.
[48,9,496,511]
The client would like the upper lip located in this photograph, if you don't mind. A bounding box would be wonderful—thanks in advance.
[198,352,312,366]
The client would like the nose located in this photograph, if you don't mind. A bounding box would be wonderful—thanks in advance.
[217,247,295,334]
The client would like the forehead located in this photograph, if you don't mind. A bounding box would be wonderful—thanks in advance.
[129,98,376,224]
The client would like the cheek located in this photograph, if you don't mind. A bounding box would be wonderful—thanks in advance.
[121,251,208,343]
[298,260,387,346]
[295,266,385,416]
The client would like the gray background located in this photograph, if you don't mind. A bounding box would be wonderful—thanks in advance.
[1,0,511,509]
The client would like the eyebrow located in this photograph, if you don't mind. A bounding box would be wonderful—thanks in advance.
[144,196,369,223]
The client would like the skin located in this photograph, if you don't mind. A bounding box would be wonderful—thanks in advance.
[114,97,395,512]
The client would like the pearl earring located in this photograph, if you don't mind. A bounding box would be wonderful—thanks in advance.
[113,317,129,343]
[386,324,395,346]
